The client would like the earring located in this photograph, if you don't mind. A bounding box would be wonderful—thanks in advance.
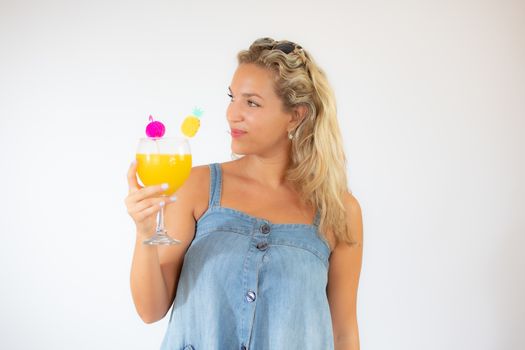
[288,130,294,140]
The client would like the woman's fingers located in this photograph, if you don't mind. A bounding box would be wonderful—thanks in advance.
[127,160,142,194]
[130,197,166,215]
[133,200,165,222]
[125,160,176,235]
[128,184,168,205]
[126,159,167,199]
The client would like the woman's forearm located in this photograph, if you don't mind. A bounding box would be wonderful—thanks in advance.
[334,326,360,350]
[130,234,170,323]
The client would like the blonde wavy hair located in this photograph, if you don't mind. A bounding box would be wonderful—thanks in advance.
[235,37,357,247]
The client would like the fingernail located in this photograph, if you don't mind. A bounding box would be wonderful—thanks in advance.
[159,201,165,207]
[131,160,137,166]
[161,183,169,190]
[170,195,177,202]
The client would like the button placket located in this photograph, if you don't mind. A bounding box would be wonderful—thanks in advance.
[245,290,256,302]
[240,221,268,349]
[256,241,268,251]
[260,223,271,234]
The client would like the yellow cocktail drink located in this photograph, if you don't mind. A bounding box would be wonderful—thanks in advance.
[136,153,192,196]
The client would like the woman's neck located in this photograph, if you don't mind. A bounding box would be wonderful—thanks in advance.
[236,154,292,191]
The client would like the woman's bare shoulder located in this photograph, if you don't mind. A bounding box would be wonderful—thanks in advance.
[186,161,238,195]
[189,164,213,188]
[188,163,228,221]
[217,159,242,173]
[184,164,210,192]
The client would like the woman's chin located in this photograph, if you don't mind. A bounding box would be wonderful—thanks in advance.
[231,145,246,155]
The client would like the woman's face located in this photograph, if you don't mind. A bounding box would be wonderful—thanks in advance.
[226,63,296,157]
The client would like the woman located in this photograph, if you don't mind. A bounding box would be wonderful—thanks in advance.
[126,37,363,350]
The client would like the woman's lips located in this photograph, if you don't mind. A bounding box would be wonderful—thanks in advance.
[231,128,247,137]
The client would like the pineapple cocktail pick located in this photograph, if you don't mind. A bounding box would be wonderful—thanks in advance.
[181,107,203,138]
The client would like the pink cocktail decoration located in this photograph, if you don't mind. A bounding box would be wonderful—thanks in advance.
[145,115,165,138]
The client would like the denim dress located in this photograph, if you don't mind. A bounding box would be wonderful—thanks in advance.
[160,163,334,350]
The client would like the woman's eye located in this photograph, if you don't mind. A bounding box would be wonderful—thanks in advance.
[227,93,258,107]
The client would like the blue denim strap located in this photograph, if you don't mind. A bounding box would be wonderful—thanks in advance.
[209,163,222,208]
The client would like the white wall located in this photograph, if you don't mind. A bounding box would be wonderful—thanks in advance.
[1,0,523,349]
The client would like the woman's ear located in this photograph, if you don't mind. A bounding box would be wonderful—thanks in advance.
[288,104,308,130]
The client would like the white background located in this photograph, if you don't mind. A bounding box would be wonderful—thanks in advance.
[1,0,524,349]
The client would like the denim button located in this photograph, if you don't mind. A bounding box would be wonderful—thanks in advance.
[256,241,268,251]
[245,290,256,302]
[260,223,271,234]
[241,345,247,350]
[183,346,194,350]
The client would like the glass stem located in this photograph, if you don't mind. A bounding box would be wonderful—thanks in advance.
[156,202,166,235]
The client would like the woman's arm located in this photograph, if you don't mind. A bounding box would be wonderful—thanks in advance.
[327,192,364,350]
[129,166,206,323]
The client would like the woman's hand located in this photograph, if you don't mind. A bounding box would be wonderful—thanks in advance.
[124,160,172,239]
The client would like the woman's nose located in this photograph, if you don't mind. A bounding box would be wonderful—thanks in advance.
[226,103,243,122]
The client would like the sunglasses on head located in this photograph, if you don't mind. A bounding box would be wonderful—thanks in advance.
[272,41,303,54]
